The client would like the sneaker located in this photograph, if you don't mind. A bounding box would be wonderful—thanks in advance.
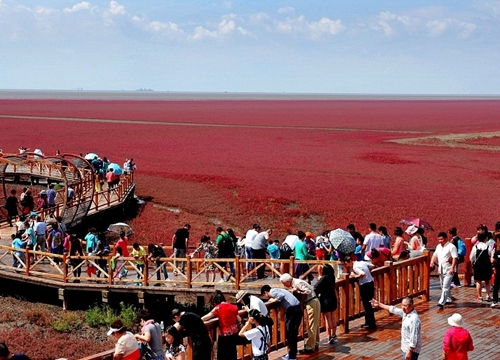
[491,302,500,308]
[282,355,289,360]
[166,278,172,281]
[475,296,482,302]
[485,295,492,301]
[450,284,457,288]
[329,335,338,344]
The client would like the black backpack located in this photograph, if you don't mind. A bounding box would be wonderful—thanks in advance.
[218,233,235,256]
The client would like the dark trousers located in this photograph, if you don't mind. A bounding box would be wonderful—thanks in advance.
[217,333,241,360]
[493,269,500,302]
[360,281,376,327]
[285,305,303,359]
[251,248,267,278]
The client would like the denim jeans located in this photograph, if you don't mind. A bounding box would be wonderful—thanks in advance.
[173,248,186,273]
[155,261,168,280]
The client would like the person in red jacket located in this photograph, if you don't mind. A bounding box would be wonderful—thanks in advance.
[442,313,474,360]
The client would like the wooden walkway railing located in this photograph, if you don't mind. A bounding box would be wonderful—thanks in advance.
[65,254,430,360]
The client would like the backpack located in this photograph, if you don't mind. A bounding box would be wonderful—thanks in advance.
[52,231,62,248]
[457,239,466,257]
[218,233,235,256]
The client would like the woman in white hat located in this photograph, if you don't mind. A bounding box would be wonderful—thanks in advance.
[406,225,423,251]
[107,319,140,360]
[442,313,474,360]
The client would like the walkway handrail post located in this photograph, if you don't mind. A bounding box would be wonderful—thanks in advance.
[423,252,430,301]
[143,257,149,287]
[342,273,350,334]
[186,256,192,289]
[108,256,114,285]
[464,238,472,286]
[385,260,396,304]
[289,256,295,277]
[235,255,240,290]
[25,247,30,276]
[62,254,68,283]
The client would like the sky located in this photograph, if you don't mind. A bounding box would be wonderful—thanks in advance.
[1,0,500,94]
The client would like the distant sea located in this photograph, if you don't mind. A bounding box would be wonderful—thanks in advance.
[0,89,499,101]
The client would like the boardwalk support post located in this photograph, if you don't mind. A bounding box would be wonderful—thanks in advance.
[58,288,68,310]
[102,290,109,304]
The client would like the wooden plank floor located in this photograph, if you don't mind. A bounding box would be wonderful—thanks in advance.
[270,280,500,360]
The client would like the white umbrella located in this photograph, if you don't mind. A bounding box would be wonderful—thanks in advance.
[107,222,133,235]
[85,153,99,160]
[329,228,356,254]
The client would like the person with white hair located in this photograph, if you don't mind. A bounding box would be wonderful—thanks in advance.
[279,273,320,354]
[442,313,474,360]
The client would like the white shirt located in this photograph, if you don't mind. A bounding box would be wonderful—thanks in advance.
[283,235,299,250]
[352,261,374,285]
[249,295,268,316]
[363,232,383,252]
[252,231,270,250]
[245,229,258,247]
[389,307,422,354]
[244,325,270,357]
[434,241,458,273]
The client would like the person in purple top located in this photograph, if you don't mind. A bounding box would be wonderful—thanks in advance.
[46,184,57,208]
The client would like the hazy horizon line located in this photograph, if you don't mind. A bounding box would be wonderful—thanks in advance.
[0,89,499,101]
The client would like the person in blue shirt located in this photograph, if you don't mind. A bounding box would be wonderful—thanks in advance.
[261,285,302,360]
[84,228,98,254]
[354,238,364,261]
[11,234,27,268]
[267,239,281,278]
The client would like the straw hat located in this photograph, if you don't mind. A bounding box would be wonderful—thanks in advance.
[235,290,248,302]
[447,313,464,327]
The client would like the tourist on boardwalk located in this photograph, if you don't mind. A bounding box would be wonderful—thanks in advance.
[235,290,268,316]
[215,227,236,281]
[112,247,125,279]
[293,231,314,281]
[469,232,493,301]
[202,290,242,360]
[147,243,168,283]
[0,341,31,360]
[20,189,34,215]
[430,232,458,309]
[11,233,27,268]
[378,225,391,248]
[392,227,407,260]
[261,284,302,360]
[91,243,110,278]
[84,228,98,254]
[366,247,394,267]
[33,216,47,253]
[490,233,500,308]
[304,232,316,257]
[362,223,383,259]
[238,309,271,360]
[172,223,190,276]
[4,189,20,227]
[115,231,130,277]
[134,309,164,360]
[35,192,48,213]
[107,318,140,360]
[69,234,84,281]
[251,228,272,279]
[370,297,422,360]
[164,325,186,360]
[46,184,56,209]
[346,223,363,244]
[244,224,261,275]
[449,227,466,287]
[280,273,320,353]
[342,254,377,330]
[314,264,338,344]
[442,313,474,360]
[48,223,64,265]
[23,220,36,254]
[279,234,299,274]
[190,234,218,283]
[417,227,427,248]
[267,239,281,278]
[406,225,423,251]
[132,243,146,285]
[354,237,364,261]
[172,308,211,360]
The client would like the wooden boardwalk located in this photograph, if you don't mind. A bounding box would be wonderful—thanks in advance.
[269,279,500,360]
